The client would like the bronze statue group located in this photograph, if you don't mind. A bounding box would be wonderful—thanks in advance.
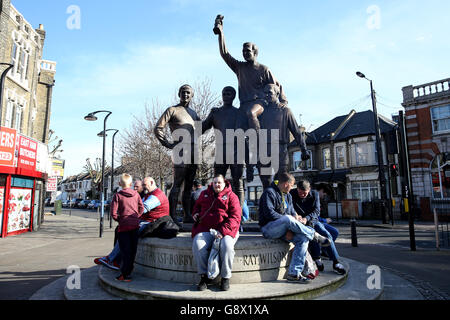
[93,16,346,291]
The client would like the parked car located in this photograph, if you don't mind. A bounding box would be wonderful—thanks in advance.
[62,200,71,208]
[88,200,100,210]
[44,198,52,207]
[78,199,91,209]
[73,198,84,208]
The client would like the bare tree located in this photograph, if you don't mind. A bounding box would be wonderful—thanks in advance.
[84,158,108,199]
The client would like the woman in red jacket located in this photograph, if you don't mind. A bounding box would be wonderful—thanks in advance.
[191,174,242,291]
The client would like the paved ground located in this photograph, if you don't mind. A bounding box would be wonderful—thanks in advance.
[0,209,449,300]
[0,210,117,300]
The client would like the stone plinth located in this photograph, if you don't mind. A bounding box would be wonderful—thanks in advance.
[135,232,294,284]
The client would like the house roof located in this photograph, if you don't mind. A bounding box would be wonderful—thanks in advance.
[303,110,396,145]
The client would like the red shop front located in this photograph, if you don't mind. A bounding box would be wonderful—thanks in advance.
[0,127,47,238]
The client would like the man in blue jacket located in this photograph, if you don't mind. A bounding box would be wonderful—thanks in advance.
[290,180,346,275]
[259,172,330,283]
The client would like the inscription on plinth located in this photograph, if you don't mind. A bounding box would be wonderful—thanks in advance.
[134,233,293,284]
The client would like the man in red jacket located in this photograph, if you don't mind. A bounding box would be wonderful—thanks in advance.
[191,174,241,291]
[110,174,144,282]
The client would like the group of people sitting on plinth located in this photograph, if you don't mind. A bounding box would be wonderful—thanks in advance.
[93,17,347,290]
[93,172,345,291]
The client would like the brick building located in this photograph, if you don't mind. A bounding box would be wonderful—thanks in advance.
[0,0,56,237]
[402,78,450,219]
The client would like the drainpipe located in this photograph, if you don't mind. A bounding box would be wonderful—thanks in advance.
[42,80,54,143]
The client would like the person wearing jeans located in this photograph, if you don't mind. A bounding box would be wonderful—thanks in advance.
[258,173,331,283]
[290,180,346,275]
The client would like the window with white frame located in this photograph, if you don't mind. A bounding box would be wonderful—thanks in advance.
[353,142,377,166]
[335,146,346,168]
[5,99,14,128]
[14,105,23,132]
[292,150,313,171]
[10,32,32,84]
[323,148,331,169]
[351,181,379,202]
[431,105,450,133]
[431,154,450,199]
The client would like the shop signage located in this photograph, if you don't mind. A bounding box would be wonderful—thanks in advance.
[0,127,17,167]
[47,176,58,192]
[17,135,38,171]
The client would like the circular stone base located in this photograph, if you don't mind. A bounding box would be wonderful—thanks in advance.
[135,232,294,284]
[98,260,349,300]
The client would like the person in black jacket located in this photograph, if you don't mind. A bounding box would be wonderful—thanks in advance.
[258,172,330,283]
[290,180,346,275]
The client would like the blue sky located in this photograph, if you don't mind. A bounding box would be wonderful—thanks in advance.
[11,0,450,177]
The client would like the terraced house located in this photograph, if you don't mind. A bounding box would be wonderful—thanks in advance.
[288,109,400,220]
[0,0,56,237]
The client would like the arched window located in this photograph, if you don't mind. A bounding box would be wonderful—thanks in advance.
[431,154,450,199]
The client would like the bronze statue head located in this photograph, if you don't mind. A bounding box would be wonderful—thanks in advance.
[222,86,236,105]
[178,84,194,104]
[242,42,258,63]
[264,84,280,105]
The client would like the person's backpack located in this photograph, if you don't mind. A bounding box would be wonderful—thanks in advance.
[140,216,179,239]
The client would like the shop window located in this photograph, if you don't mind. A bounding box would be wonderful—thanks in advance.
[11,177,34,188]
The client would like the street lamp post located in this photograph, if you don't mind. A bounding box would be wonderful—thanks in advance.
[356,72,388,224]
[98,129,119,229]
[0,63,14,126]
[85,110,112,238]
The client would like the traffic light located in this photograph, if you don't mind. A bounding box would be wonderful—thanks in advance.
[390,164,399,177]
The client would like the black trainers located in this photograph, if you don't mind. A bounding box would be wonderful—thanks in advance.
[333,263,346,275]
[315,259,325,272]
[197,274,209,291]
[286,274,310,283]
[221,278,230,291]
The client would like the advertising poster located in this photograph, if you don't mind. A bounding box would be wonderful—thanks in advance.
[17,135,38,171]
[7,188,32,233]
[51,159,65,177]
[47,176,58,192]
[0,127,17,167]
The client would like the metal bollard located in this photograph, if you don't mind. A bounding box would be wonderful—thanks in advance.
[351,218,358,247]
